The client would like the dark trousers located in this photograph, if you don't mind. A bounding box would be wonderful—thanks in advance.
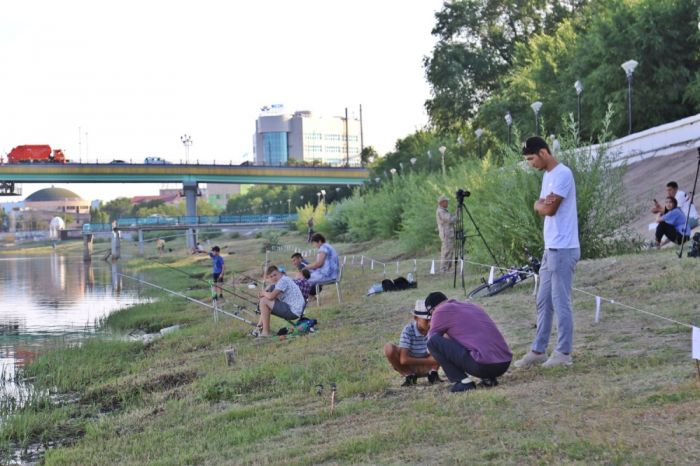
[655,222,689,244]
[427,335,510,382]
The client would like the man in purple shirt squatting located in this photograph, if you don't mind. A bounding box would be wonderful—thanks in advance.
[425,292,512,393]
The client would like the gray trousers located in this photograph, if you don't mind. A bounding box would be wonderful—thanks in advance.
[532,248,580,354]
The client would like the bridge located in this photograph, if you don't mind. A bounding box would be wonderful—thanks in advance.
[0,163,368,185]
[1,162,368,248]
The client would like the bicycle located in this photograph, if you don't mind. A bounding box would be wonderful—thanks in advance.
[467,248,541,299]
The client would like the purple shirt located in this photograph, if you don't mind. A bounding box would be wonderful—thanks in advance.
[427,300,512,364]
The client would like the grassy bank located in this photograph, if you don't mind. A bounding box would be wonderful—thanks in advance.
[2,233,699,465]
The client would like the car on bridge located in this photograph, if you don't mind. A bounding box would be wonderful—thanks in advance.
[144,157,171,164]
[110,159,126,164]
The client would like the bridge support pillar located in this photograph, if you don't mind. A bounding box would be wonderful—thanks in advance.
[138,229,144,256]
[183,181,198,250]
[111,230,121,261]
[83,233,93,262]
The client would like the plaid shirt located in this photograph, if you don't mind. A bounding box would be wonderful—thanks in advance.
[293,278,312,300]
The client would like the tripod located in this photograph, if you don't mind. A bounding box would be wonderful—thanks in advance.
[678,147,700,258]
[453,190,500,292]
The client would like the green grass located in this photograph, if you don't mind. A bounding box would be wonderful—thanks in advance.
[2,233,700,464]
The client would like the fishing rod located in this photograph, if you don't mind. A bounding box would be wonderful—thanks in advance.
[118,273,257,326]
[148,257,259,306]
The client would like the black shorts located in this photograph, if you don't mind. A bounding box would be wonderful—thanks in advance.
[213,272,223,283]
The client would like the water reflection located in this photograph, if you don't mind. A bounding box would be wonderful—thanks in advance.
[0,255,145,386]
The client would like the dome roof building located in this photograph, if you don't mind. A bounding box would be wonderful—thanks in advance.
[19,186,91,232]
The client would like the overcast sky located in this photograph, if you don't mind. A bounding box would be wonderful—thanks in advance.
[0,0,443,202]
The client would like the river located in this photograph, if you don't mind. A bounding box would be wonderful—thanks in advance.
[0,254,145,392]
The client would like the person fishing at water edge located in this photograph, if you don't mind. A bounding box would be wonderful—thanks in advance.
[209,246,225,299]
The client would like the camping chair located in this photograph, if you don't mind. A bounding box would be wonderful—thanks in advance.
[315,265,343,306]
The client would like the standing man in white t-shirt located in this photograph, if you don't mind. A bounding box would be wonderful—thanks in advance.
[515,136,581,368]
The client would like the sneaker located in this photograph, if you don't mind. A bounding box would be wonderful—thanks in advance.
[513,351,548,368]
[450,377,476,393]
[427,370,443,384]
[541,350,572,368]
[401,374,418,387]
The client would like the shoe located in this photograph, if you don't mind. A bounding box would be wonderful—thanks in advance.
[450,378,476,393]
[249,327,261,337]
[513,351,548,368]
[541,350,572,368]
[477,377,499,388]
[401,374,418,387]
[427,370,443,384]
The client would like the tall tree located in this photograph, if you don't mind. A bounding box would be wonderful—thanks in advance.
[424,0,587,130]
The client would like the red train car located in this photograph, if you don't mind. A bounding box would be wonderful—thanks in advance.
[7,145,67,164]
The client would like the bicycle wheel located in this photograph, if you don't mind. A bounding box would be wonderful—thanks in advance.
[467,277,515,299]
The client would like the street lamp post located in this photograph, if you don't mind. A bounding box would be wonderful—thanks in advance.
[438,146,446,177]
[180,134,193,164]
[475,128,484,158]
[621,59,638,135]
[531,101,543,136]
[574,80,583,131]
[504,112,513,146]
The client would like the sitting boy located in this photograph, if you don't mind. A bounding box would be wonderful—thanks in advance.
[293,268,313,301]
[383,300,441,386]
[255,265,305,337]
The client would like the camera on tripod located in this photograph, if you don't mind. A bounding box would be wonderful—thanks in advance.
[455,189,471,204]
[688,232,700,258]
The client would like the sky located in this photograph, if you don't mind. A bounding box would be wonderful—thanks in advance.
[0,0,444,203]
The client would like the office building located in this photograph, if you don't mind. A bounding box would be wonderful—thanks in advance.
[253,105,362,166]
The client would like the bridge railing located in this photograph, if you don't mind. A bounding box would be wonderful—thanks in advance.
[82,213,298,232]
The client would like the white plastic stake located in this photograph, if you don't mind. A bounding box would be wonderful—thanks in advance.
[413,259,417,272]
[487,267,495,285]
[460,259,464,274]
[343,255,347,265]
[396,261,400,274]
[383,264,387,277]
[370,259,374,270]
[595,296,601,323]
[692,327,700,360]
[360,256,364,266]
[430,260,435,275]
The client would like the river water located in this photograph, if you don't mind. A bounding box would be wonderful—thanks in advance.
[0,254,145,389]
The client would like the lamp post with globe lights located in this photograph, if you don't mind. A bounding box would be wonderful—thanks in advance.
[621,59,638,135]
[475,128,484,158]
[574,80,583,131]
[438,146,447,176]
[504,112,513,146]
[531,101,543,136]
[180,134,193,164]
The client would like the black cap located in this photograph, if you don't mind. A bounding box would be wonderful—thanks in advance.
[522,136,550,155]
[424,291,448,314]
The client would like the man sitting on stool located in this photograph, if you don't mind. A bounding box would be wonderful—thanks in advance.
[425,292,512,392]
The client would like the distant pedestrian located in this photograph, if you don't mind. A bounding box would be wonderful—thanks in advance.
[436,195,455,273]
[515,136,580,369]
[208,246,225,299]
[156,238,165,255]
[307,217,315,243]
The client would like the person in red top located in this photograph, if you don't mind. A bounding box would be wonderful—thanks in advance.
[425,292,512,393]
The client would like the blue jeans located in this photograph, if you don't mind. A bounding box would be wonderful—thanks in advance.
[532,248,580,354]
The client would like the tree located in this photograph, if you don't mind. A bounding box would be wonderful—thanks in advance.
[424,0,587,129]
[360,146,379,166]
[102,197,133,221]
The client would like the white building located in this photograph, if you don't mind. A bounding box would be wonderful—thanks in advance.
[253,105,362,166]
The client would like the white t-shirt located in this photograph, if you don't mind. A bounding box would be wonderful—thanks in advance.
[675,190,698,220]
[540,163,580,249]
[274,275,305,317]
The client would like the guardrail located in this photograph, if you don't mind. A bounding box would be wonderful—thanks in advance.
[82,213,298,232]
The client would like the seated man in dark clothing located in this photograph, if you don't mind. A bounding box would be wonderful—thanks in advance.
[424,292,512,393]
